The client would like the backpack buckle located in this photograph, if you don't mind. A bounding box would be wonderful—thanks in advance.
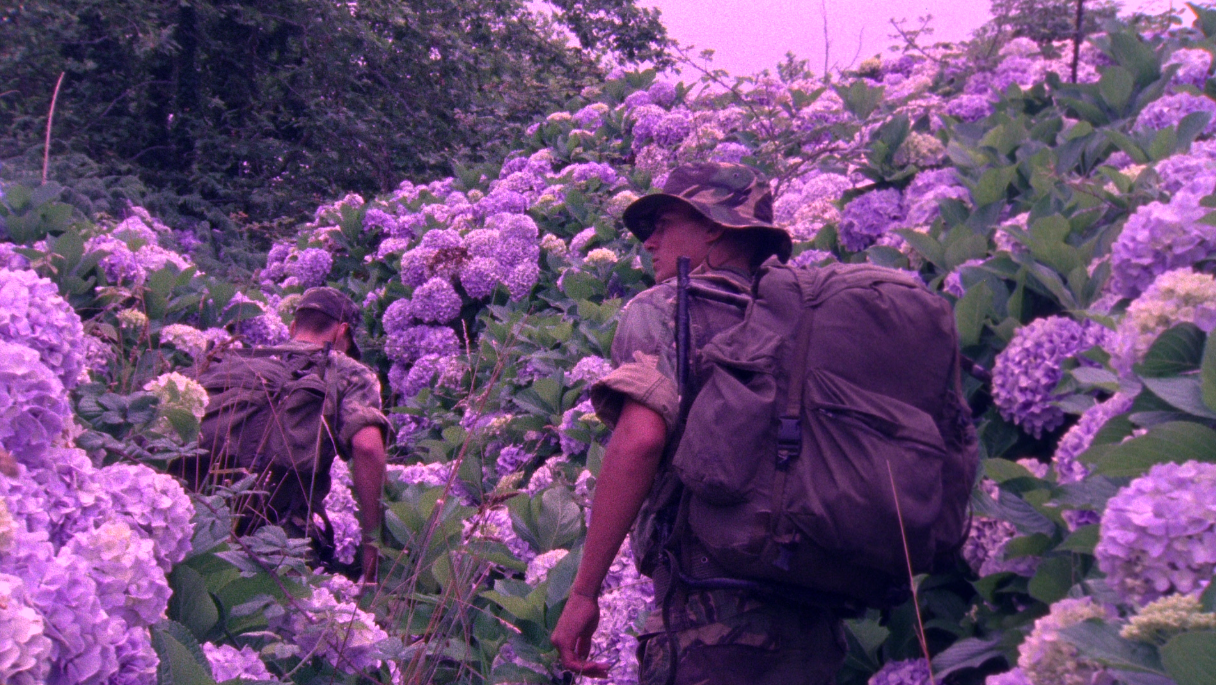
[776,417,801,469]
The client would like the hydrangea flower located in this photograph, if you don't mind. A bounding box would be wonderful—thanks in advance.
[0,340,70,467]
[943,259,985,298]
[85,234,148,285]
[399,354,465,398]
[0,242,31,270]
[143,371,209,426]
[503,262,539,301]
[203,643,274,682]
[1136,92,1216,135]
[384,324,459,365]
[1018,597,1110,685]
[319,458,360,566]
[944,94,993,122]
[991,316,1106,438]
[652,111,692,147]
[0,573,53,685]
[408,277,462,324]
[790,249,835,268]
[0,448,105,546]
[592,537,654,685]
[963,515,1038,578]
[1096,460,1216,605]
[525,548,570,586]
[287,248,334,288]
[905,169,968,227]
[0,268,86,388]
[985,668,1032,685]
[569,356,612,386]
[1120,593,1216,644]
[158,324,209,359]
[1108,191,1216,299]
[1052,393,1134,485]
[648,80,678,107]
[1151,149,1216,195]
[64,521,171,627]
[869,658,932,685]
[838,189,906,252]
[566,161,618,185]
[0,497,13,553]
[573,103,609,129]
[232,297,289,346]
[559,399,597,456]
[459,256,503,299]
[624,90,653,109]
[475,189,529,218]
[1166,48,1212,89]
[286,585,387,673]
[494,445,531,478]
[110,628,158,685]
[1111,268,1216,373]
[95,463,195,570]
[583,248,618,268]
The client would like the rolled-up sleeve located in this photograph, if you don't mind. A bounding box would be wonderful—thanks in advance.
[589,287,679,431]
[336,362,391,457]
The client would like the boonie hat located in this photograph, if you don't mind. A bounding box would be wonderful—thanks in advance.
[622,162,792,262]
[296,287,363,360]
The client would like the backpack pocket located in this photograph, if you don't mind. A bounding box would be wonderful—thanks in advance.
[783,369,946,574]
[264,375,333,474]
[672,328,782,505]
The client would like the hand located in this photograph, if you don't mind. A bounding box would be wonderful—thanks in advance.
[551,593,610,678]
[361,542,378,583]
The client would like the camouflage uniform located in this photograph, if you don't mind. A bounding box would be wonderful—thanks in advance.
[586,162,845,685]
[590,266,846,685]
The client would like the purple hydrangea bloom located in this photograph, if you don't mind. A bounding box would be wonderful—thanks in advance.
[392,212,425,240]
[85,234,147,285]
[624,90,653,109]
[109,626,158,685]
[362,207,397,233]
[266,243,291,266]
[559,399,596,456]
[710,142,751,163]
[94,463,195,570]
[1052,393,1135,485]
[985,668,1032,685]
[1136,92,1216,135]
[992,317,1107,438]
[320,458,360,565]
[652,111,692,147]
[400,354,465,398]
[568,356,612,385]
[503,262,539,301]
[495,445,532,478]
[1153,150,1216,195]
[573,103,609,129]
[944,94,993,122]
[0,268,87,388]
[990,54,1042,93]
[0,341,69,467]
[0,572,53,684]
[384,325,459,365]
[284,585,387,673]
[409,277,462,323]
[905,169,969,226]
[0,242,31,270]
[237,311,288,346]
[838,189,906,252]
[418,228,462,251]
[287,248,333,288]
[566,162,619,185]
[790,249,835,268]
[500,154,530,175]
[1166,48,1212,90]
[630,104,668,144]
[944,259,985,298]
[869,658,933,685]
[486,212,539,244]
[203,643,273,682]
[964,515,1039,577]
[648,80,678,107]
[64,521,171,628]
[1108,191,1216,299]
[382,298,413,336]
[475,189,529,218]
[1096,460,1216,605]
[398,247,434,288]
[459,256,502,299]
[463,228,500,260]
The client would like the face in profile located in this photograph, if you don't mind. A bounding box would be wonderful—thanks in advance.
[642,204,720,282]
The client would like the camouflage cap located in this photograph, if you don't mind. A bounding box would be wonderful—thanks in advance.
[622,162,791,262]
[295,287,363,360]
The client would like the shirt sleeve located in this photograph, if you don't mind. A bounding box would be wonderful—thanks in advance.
[335,360,391,458]
[589,288,679,431]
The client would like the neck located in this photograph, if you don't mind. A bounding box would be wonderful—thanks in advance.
[292,332,333,346]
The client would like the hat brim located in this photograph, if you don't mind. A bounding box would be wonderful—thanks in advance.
[622,193,792,262]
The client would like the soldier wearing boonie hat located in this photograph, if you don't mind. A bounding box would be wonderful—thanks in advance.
[553,163,844,685]
[293,286,364,360]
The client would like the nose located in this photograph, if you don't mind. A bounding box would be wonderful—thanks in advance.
[643,229,660,252]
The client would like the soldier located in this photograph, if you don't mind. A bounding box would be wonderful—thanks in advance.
[551,163,846,684]
[197,287,389,582]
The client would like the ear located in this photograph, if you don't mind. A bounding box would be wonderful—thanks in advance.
[334,322,350,343]
[704,223,726,244]
[288,319,298,336]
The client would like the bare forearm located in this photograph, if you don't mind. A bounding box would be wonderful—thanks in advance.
[350,433,387,540]
[571,402,666,597]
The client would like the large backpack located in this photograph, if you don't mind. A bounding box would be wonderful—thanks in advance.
[671,259,978,608]
[193,345,341,538]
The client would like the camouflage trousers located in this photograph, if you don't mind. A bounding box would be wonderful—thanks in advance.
[636,584,846,685]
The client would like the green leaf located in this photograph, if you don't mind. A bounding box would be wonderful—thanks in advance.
[894,229,945,268]
[1148,126,1179,162]
[974,166,1017,207]
[1141,377,1216,419]
[1137,323,1206,377]
[1058,524,1100,554]
[1029,556,1074,603]
[1004,533,1052,558]
[1108,31,1161,87]
[151,620,217,685]
[1087,421,1216,477]
[1202,578,1216,612]
[945,233,990,270]
[1203,333,1216,412]
[560,270,605,301]
[1191,2,1216,38]
[1160,631,1216,685]
[835,80,885,119]
[168,566,219,640]
[983,458,1038,483]
[955,280,993,347]
[1060,620,1167,674]
[931,636,1005,678]
[1099,66,1134,112]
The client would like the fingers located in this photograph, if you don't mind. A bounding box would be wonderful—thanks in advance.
[556,635,610,678]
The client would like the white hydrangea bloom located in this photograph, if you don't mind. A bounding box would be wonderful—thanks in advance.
[142,371,208,422]
[525,549,570,586]
[1018,597,1110,685]
[158,324,210,359]
[1120,593,1216,644]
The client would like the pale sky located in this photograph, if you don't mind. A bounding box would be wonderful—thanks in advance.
[639,0,1192,77]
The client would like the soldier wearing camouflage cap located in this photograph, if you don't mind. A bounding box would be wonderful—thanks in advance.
[552,163,845,684]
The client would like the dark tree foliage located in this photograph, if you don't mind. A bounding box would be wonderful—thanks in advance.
[988,0,1121,46]
[0,0,670,227]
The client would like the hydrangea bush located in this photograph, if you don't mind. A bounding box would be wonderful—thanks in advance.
[5,6,1216,685]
